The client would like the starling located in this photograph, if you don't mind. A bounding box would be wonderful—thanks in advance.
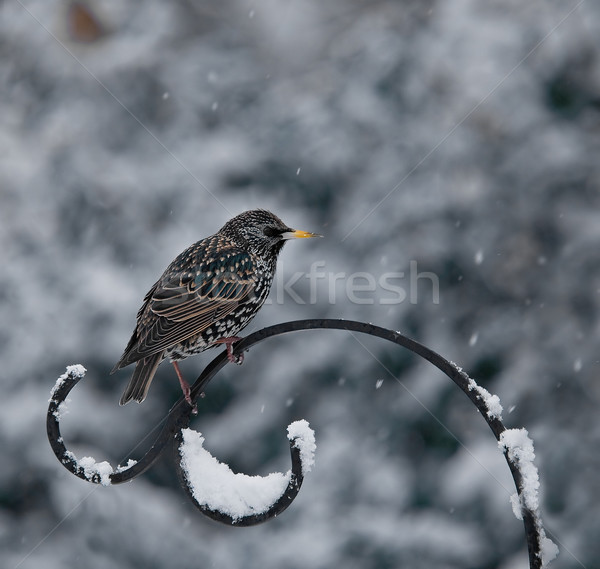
[112,209,320,406]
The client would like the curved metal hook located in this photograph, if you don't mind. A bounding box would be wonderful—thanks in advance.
[187,319,544,566]
[47,366,108,484]
[47,365,309,524]
[47,365,192,485]
[174,426,308,526]
[47,319,546,567]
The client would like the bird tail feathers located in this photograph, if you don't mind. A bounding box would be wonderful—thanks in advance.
[119,353,163,405]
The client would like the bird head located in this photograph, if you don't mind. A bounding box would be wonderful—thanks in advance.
[220,209,321,257]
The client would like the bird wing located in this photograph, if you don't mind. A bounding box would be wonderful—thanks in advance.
[115,238,258,366]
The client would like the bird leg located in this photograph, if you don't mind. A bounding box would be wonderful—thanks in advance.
[171,361,197,414]
[214,336,244,364]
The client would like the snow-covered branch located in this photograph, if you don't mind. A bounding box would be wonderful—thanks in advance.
[47,318,555,566]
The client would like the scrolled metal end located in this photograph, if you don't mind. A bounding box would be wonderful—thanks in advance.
[175,421,315,526]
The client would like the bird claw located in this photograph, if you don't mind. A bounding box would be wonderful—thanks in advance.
[228,350,244,365]
[183,383,198,414]
[215,337,244,365]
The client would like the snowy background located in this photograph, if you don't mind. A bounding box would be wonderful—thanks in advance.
[1,0,599,567]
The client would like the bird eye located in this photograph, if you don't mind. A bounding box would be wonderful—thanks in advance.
[263,227,279,237]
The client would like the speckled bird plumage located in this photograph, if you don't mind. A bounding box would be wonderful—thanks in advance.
[112,209,320,405]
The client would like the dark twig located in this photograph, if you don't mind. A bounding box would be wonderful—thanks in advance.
[47,319,551,567]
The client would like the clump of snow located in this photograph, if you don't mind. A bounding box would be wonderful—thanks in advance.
[53,400,70,420]
[540,536,560,566]
[116,459,138,473]
[79,457,114,486]
[499,428,558,566]
[179,428,291,521]
[449,362,503,419]
[467,377,503,419]
[287,419,316,474]
[50,364,87,400]
[66,451,114,486]
[499,428,539,515]
[509,492,523,521]
[66,364,87,378]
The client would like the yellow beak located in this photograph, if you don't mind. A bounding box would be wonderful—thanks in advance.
[281,229,323,240]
